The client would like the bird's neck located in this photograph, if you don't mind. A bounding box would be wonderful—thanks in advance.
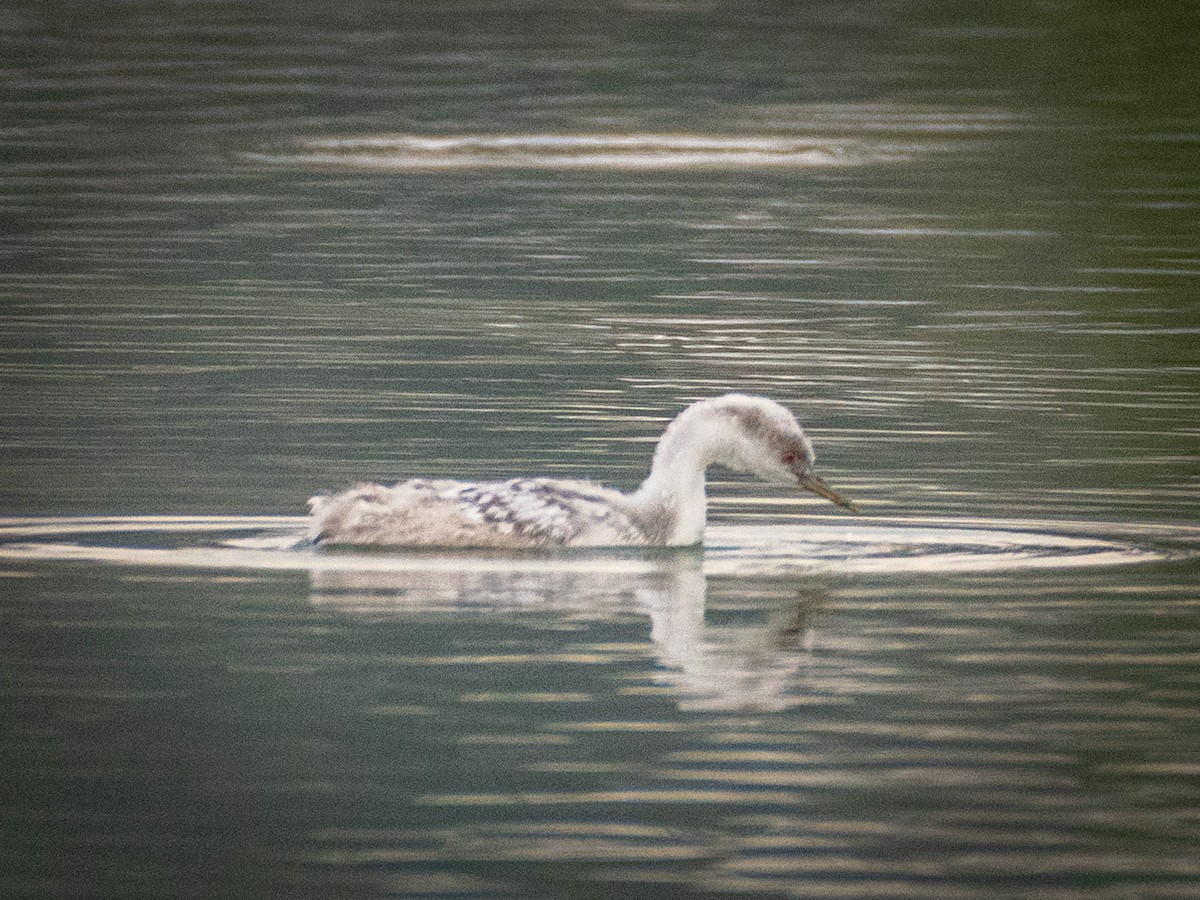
[631,404,736,545]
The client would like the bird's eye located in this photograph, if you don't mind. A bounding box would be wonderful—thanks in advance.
[783,452,796,465]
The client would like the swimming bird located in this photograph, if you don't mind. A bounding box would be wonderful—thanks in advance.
[308,394,856,548]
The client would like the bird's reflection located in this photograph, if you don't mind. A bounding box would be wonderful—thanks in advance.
[309,559,827,711]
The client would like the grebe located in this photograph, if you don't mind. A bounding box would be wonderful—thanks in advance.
[308,394,856,548]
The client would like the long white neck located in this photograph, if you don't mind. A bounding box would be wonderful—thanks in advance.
[630,402,739,545]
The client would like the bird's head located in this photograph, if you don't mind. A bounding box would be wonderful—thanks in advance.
[711,395,858,513]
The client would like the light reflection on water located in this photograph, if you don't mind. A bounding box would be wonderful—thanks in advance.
[246,132,866,170]
[0,516,1193,721]
[2,518,1198,897]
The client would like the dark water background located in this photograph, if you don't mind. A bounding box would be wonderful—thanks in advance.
[2,1,1199,897]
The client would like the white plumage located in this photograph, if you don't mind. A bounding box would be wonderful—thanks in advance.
[308,394,855,548]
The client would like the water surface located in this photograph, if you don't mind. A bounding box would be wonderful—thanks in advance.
[1,0,1198,897]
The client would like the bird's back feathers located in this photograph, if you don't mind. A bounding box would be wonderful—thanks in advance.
[309,477,649,548]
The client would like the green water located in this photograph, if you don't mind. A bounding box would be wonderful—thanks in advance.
[1,1,1198,897]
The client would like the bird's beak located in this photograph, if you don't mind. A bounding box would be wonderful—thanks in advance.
[797,473,858,513]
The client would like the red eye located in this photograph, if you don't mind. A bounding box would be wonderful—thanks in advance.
[783,452,796,465]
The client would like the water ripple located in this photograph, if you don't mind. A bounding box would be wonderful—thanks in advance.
[0,515,1185,577]
[245,133,871,170]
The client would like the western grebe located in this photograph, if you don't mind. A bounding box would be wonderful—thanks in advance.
[308,394,856,548]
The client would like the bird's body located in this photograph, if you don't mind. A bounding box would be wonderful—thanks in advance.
[308,394,855,548]
[308,476,652,549]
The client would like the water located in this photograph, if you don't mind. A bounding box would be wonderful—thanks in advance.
[2,0,1199,897]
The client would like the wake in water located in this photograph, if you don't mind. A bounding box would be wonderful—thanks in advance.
[0,515,1190,576]
[2,515,1191,712]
